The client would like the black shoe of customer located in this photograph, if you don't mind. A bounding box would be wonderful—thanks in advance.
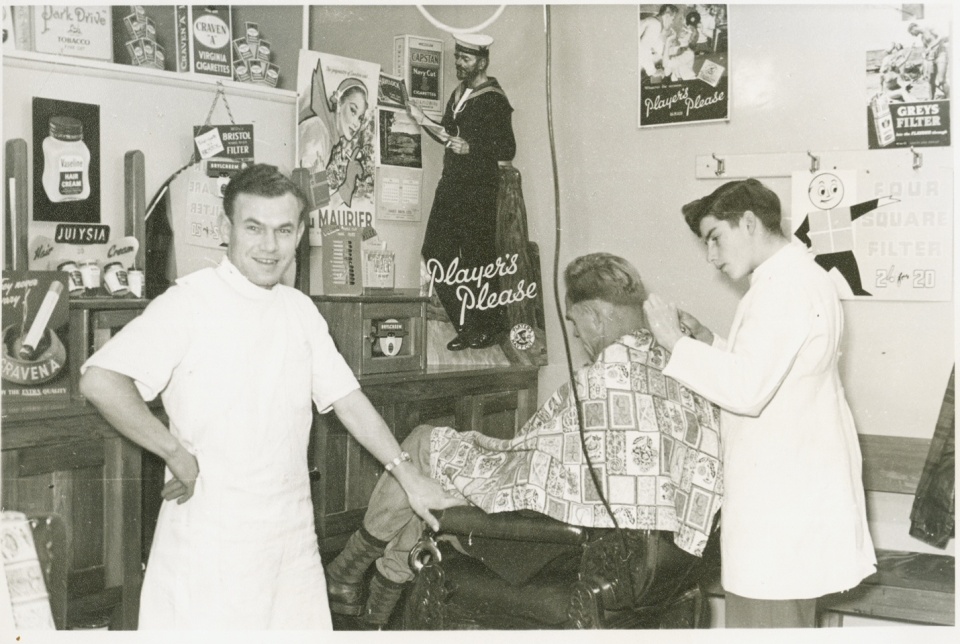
[446,333,472,351]
[467,331,500,350]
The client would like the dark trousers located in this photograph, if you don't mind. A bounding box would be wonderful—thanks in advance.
[423,175,505,337]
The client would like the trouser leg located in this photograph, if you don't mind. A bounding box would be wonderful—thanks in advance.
[363,425,434,584]
[724,591,818,628]
[325,426,434,615]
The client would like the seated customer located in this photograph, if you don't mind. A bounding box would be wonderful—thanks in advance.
[326,253,724,628]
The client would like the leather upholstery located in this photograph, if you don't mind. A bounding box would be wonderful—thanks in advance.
[404,508,720,629]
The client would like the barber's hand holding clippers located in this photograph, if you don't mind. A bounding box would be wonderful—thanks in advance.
[678,309,714,345]
[645,294,714,351]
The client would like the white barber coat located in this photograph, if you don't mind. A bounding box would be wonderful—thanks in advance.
[83,258,359,628]
[664,242,876,600]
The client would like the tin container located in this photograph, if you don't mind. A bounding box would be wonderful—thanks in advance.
[78,260,101,293]
[57,260,84,294]
[127,269,144,298]
[103,262,130,296]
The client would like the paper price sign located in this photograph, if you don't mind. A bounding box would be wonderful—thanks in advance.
[194,127,225,160]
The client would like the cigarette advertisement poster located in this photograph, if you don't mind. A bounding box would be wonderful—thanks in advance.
[866,4,951,149]
[32,97,101,223]
[179,167,228,250]
[790,168,952,301]
[377,72,407,112]
[394,35,443,117]
[2,271,71,403]
[297,51,380,246]
[192,124,255,164]
[638,4,729,127]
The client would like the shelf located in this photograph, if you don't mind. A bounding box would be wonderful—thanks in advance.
[3,50,296,104]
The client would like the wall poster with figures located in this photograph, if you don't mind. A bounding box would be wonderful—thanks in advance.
[297,51,379,246]
[790,165,952,301]
[866,3,951,148]
[638,3,729,127]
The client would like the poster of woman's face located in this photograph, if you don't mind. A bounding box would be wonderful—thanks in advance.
[296,51,379,245]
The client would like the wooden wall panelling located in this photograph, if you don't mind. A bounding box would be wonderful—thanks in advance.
[104,435,142,629]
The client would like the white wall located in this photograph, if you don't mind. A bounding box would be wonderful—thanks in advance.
[3,54,296,278]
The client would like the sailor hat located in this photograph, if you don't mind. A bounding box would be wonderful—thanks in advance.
[454,33,493,56]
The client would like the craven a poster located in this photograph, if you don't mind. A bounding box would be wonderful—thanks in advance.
[638,4,729,127]
[2,271,71,404]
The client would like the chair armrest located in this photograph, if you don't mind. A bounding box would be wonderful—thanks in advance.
[436,507,588,545]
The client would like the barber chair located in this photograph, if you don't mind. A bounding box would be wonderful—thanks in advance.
[402,506,720,630]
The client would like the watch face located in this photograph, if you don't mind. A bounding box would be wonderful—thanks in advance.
[510,323,535,351]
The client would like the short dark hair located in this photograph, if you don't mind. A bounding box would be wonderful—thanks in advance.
[222,164,307,223]
[681,178,783,236]
[564,253,647,307]
[658,4,679,17]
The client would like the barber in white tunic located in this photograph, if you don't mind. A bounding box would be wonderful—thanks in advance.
[644,178,876,628]
[80,164,459,629]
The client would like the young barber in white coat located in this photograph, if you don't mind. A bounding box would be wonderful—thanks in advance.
[644,178,876,628]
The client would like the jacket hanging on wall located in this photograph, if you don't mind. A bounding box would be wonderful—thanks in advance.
[909,367,955,549]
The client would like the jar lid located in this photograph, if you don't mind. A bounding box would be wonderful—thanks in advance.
[57,260,78,269]
[49,116,83,141]
[104,262,123,270]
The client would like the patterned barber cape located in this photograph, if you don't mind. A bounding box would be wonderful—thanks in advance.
[430,330,723,556]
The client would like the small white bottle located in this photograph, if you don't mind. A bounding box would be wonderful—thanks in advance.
[42,116,91,203]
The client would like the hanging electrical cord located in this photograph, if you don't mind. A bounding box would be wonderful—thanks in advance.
[145,82,238,221]
[543,6,626,551]
[416,4,507,34]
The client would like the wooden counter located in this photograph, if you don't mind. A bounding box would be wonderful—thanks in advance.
[2,402,143,630]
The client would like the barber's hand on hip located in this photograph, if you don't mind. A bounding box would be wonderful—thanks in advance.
[163,443,199,504]
[445,136,470,155]
[644,293,685,352]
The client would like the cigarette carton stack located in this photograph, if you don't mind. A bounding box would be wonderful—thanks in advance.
[232,22,280,88]
[122,5,166,70]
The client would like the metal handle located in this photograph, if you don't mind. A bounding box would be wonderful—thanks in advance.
[408,534,442,572]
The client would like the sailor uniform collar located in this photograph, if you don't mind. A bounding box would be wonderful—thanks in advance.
[452,77,506,105]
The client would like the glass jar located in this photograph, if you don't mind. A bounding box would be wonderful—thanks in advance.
[41,116,91,203]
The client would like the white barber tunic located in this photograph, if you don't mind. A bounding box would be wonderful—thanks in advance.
[663,242,876,600]
[83,258,359,628]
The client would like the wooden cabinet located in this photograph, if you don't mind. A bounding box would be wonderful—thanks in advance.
[309,365,539,554]
[2,404,143,630]
[1,299,149,629]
